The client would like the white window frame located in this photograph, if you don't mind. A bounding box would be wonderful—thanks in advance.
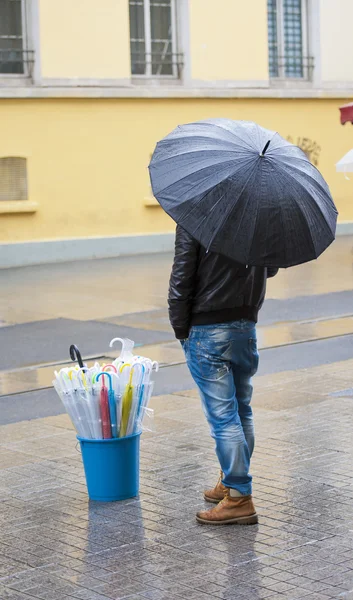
[270,0,311,81]
[0,0,36,84]
[130,0,180,79]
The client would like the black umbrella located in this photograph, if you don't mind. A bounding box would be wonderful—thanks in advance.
[69,344,86,369]
[149,119,338,268]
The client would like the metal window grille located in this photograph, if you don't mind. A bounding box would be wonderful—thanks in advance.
[0,157,28,201]
[129,0,183,77]
[267,0,313,79]
[268,0,279,78]
[0,0,34,75]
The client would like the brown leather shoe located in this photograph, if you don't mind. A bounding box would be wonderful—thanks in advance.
[197,491,258,525]
[203,470,228,504]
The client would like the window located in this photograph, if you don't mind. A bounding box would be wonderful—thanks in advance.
[129,0,183,77]
[0,0,34,75]
[267,0,313,80]
[0,158,28,201]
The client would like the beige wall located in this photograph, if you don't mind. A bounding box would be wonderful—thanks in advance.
[34,0,353,87]
[0,97,352,244]
[320,0,353,83]
[39,0,131,79]
[189,0,269,82]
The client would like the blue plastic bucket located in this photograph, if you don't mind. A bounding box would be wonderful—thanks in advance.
[77,431,141,501]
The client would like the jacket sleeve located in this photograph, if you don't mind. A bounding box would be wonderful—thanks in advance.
[267,267,279,278]
[168,225,199,340]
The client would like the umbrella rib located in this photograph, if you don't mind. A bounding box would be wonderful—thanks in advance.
[150,147,242,166]
[159,138,255,155]
[274,161,337,225]
[258,168,289,267]
[175,155,257,223]
[196,121,259,152]
[177,186,212,223]
[163,127,255,152]
[275,158,333,203]
[205,161,260,253]
[155,158,240,196]
[272,164,326,256]
[187,186,230,235]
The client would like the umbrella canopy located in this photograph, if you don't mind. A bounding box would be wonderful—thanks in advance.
[149,119,338,268]
[339,103,353,125]
[336,149,353,174]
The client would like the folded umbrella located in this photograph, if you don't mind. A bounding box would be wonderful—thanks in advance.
[126,363,145,436]
[96,373,112,439]
[149,119,338,268]
[81,368,102,440]
[119,364,134,438]
[54,369,92,439]
[102,366,118,438]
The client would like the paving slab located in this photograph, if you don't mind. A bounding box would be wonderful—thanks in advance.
[1,365,353,599]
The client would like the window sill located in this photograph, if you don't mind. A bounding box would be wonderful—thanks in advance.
[144,197,160,207]
[2,84,353,99]
[0,76,33,87]
[132,77,182,86]
[0,201,38,214]
[269,78,314,88]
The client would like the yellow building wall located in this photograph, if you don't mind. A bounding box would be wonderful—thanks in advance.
[320,0,353,83]
[0,97,352,243]
[189,0,269,81]
[39,0,131,79]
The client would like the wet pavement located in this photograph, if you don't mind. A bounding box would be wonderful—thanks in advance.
[1,236,353,599]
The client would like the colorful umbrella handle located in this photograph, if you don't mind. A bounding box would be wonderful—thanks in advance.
[77,367,88,389]
[96,371,113,392]
[102,364,118,373]
[120,362,144,386]
[68,368,76,380]
[69,344,84,368]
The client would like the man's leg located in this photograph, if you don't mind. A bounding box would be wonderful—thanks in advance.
[233,375,255,458]
[232,334,259,459]
[183,327,252,496]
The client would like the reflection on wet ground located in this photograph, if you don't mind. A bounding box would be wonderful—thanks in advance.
[0,357,113,397]
[3,315,353,397]
[257,314,353,347]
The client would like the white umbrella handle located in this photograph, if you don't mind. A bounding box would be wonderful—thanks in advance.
[109,337,135,361]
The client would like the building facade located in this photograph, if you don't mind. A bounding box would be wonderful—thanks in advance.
[1,0,353,267]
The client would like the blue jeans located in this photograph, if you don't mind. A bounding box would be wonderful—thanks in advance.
[182,320,259,496]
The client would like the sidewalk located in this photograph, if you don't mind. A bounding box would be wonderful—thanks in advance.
[1,359,353,600]
[1,237,353,599]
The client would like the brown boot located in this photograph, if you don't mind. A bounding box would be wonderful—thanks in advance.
[197,491,258,525]
[203,470,228,504]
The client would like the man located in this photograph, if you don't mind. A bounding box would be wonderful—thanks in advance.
[168,225,278,525]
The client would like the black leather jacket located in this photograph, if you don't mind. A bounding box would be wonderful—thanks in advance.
[168,225,278,340]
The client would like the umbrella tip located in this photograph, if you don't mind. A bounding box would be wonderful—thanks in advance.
[260,140,271,157]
